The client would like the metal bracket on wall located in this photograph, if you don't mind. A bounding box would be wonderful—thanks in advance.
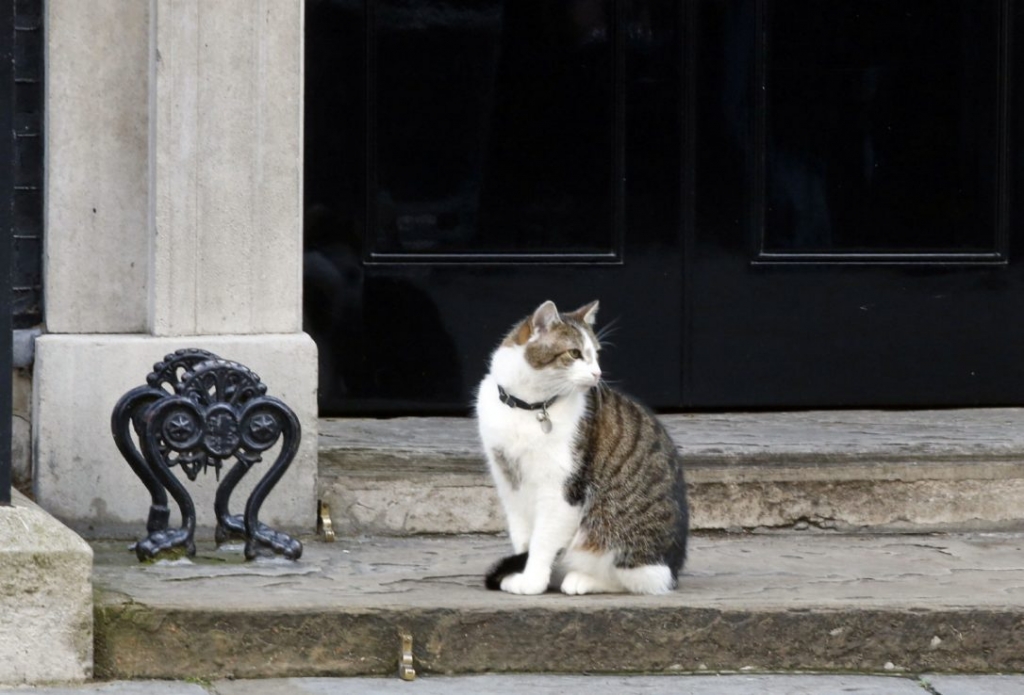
[110,348,303,562]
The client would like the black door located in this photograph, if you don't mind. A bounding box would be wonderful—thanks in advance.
[305,0,1024,414]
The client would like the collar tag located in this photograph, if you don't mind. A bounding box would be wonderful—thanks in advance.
[536,408,553,433]
[497,385,557,433]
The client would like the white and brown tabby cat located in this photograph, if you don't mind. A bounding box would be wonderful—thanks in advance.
[477,300,689,595]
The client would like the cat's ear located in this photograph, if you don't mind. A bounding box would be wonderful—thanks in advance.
[568,300,600,326]
[531,300,561,334]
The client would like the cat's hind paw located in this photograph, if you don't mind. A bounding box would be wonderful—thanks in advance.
[500,572,548,595]
[561,570,616,595]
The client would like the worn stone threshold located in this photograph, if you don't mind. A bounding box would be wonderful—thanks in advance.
[320,409,1024,472]
[92,531,1024,679]
[317,409,1024,535]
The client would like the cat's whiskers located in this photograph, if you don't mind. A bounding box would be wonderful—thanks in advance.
[555,381,584,398]
[595,319,620,349]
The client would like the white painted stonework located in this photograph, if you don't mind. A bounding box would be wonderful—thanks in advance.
[149,0,304,337]
[36,0,315,535]
[44,0,151,334]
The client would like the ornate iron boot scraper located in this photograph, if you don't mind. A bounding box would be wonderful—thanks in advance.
[111,349,303,561]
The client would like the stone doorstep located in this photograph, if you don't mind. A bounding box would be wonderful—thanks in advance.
[317,410,1024,535]
[90,532,1024,680]
[77,410,1024,683]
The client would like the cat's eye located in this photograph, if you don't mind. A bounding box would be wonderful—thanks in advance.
[568,349,583,360]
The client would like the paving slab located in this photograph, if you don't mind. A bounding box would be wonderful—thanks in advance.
[6,674,1024,695]
[0,685,208,695]
[211,674,929,695]
[318,411,1024,534]
[923,674,1024,695]
[0,674,988,695]
[92,532,1024,679]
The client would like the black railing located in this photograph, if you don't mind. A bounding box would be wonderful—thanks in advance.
[1,0,14,506]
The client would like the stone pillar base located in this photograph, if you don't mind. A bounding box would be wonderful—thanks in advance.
[0,489,93,684]
[33,333,318,538]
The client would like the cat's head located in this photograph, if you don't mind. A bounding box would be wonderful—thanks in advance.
[495,300,603,395]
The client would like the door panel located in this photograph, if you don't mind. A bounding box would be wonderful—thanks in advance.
[688,0,1024,407]
[369,0,620,259]
[761,0,1004,257]
[305,0,684,414]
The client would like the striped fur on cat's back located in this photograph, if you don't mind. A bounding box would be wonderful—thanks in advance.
[476,299,689,595]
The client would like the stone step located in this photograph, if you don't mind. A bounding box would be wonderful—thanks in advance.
[91,531,1024,679]
[317,409,1024,535]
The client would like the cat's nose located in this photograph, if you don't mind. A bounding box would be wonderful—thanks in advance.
[591,368,602,383]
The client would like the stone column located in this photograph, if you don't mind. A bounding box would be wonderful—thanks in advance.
[35,0,317,535]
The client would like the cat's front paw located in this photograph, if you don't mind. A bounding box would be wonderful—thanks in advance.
[500,572,549,595]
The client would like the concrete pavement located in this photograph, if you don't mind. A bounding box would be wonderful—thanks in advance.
[3,674,1024,694]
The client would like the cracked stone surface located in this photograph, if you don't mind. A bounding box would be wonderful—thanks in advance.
[93,533,1024,611]
[92,532,1024,678]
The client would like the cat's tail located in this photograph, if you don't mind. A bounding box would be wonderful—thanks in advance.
[484,552,529,590]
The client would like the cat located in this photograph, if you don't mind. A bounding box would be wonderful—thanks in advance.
[476,299,689,595]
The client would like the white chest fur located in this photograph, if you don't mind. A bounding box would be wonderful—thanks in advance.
[477,374,585,486]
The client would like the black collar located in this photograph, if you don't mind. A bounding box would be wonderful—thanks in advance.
[497,385,558,412]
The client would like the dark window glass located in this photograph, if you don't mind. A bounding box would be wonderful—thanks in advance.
[370,0,618,258]
[762,0,1003,255]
